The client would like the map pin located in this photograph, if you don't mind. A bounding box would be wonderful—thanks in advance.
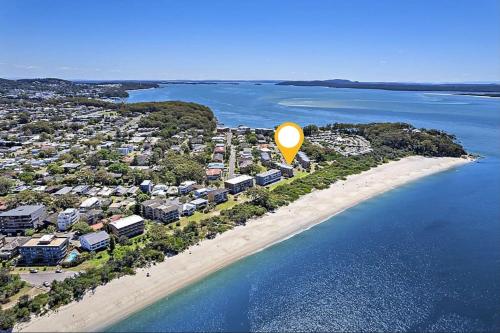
[274,122,304,165]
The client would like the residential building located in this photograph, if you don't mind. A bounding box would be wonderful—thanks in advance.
[0,236,30,260]
[297,151,311,168]
[260,152,272,166]
[178,180,196,195]
[224,175,254,194]
[277,163,294,178]
[208,188,229,204]
[190,198,208,210]
[206,168,223,180]
[19,235,69,265]
[207,162,225,169]
[256,169,282,186]
[71,185,90,195]
[79,231,110,252]
[181,203,196,216]
[54,186,73,196]
[140,180,153,193]
[82,209,103,225]
[238,158,253,172]
[117,145,134,155]
[61,162,81,172]
[212,152,224,162]
[255,128,273,135]
[108,215,145,238]
[0,205,46,235]
[141,199,180,223]
[79,197,101,212]
[57,208,79,231]
[193,188,211,198]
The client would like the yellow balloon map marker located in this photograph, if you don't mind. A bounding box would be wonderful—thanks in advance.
[274,122,304,165]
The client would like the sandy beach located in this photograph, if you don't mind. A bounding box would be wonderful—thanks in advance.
[18,156,471,332]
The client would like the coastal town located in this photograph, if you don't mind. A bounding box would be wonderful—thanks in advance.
[0,80,321,322]
[0,79,470,331]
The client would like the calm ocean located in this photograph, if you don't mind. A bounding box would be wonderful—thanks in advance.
[107,83,500,332]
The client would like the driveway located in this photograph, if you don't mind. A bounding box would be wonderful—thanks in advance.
[226,132,236,179]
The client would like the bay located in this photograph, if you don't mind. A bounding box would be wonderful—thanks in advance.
[107,83,500,332]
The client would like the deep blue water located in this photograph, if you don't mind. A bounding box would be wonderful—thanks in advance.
[107,83,500,332]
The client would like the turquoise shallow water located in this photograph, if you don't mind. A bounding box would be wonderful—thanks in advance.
[107,84,500,332]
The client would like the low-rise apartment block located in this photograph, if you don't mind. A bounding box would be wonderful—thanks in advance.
[276,163,294,178]
[80,231,110,252]
[141,199,180,223]
[0,205,46,235]
[224,175,254,194]
[207,188,229,204]
[297,151,311,169]
[108,215,145,238]
[19,235,69,265]
[256,169,282,186]
[57,208,79,231]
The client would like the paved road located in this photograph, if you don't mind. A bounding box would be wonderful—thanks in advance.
[227,132,236,179]
[20,271,77,287]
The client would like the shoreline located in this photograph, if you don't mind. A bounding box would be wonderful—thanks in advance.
[17,156,472,333]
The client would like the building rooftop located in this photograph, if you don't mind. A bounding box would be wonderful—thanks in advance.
[257,169,281,177]
[80,197,100,208]
[22,236,68,247]
[225,174,254,185]
[210,188,229,195]
[191,198,208,205]
[80,231,109,245]
[110,215,144,230]
[0,205,45,217]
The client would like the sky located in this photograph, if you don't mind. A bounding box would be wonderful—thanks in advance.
[1,0,499,82]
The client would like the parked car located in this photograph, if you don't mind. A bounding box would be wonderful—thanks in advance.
[29,269,38,273]
[43,281,50,287]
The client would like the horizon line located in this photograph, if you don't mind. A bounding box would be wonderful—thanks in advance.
[2,77,500,85]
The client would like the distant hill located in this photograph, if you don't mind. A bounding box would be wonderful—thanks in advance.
[277,79,500,93]
[0,78,159,98]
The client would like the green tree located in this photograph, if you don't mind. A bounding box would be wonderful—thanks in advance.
[54,194,79,209]
[47,163,64,175]
[18,172,35,184]
[72,221,92,235]
[0,177,14,195]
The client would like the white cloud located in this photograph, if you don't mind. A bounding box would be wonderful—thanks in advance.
[14,64,39,70]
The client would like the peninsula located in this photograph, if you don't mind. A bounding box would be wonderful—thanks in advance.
[0,81,472,331]
[277,79,500,93]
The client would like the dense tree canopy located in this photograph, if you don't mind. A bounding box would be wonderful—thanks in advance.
[131,101,216,138]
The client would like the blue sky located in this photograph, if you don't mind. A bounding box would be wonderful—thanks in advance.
[1,0,499,82]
